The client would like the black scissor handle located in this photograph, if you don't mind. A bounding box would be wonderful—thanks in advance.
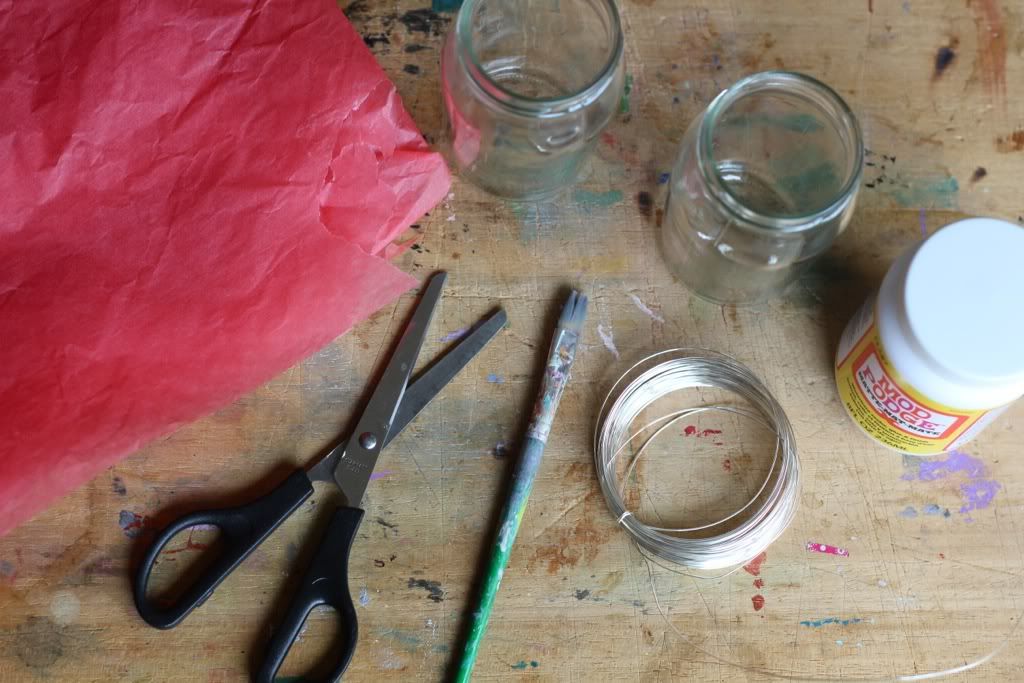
[133,469,314,629]
[257,506,364,683]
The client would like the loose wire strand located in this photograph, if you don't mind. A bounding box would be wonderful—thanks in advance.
[594,348,800,571]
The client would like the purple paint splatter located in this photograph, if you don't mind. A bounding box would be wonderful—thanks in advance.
[369,470,394,481]
[902,450,1001,520]
[918,208,927,238]
[486,373,505,384]
[658,172,671,185]
[440,327,469,343]
[0,560,15,582]
[118,510,148,538]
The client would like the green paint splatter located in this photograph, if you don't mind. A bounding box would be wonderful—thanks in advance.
[573,189,624,210]
[619,74,633,114]
[779,162,841,203]
[886,176,959,209]
[511,660,540,670]
[724,113,825,133]
[432,0,462,10]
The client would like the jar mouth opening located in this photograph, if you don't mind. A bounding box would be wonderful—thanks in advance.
[454,0,624,116]
[696,71,864,234]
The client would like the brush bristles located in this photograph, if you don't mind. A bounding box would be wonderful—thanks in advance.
[558,290,588,333]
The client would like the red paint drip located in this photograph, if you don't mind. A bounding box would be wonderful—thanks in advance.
[805,541,849,557]
[743,551,767,576]
[753,578,764,589]
[752,594,765,611]
[684,425,697,436]
[163,528,213,554]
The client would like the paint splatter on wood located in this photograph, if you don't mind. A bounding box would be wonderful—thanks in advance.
[752,594,765,611]
[753,578,764,589]
[407,577,445,602]
[627,293,664,322]
[932,45,956,79]
[800,616,865,627]
[597,324,620,360]
[636,191,653,218]
[743,551,767,576]
[806,542,850,557]
[996,130,1024,153]
[968,0,1006,99]
[971,167,987,183]
[117,510,148,538]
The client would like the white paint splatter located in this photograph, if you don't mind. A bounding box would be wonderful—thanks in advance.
[50,590,80,626]
[597,324,620,359]
[379,648,405,670]
[360,586,371,606]
[877,579,888,587]
[627,293,665,323]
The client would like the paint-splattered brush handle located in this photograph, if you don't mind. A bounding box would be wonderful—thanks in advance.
[454,294,586,682]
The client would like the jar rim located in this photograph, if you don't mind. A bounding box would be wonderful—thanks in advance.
[454,0,624,117]
[696,71,864,234]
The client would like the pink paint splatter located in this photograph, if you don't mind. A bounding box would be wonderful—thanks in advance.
[753,578,764,589]
[683,426,723,438]
[743,552,767,576]
[752,594,765,611]
[806,542,849,557]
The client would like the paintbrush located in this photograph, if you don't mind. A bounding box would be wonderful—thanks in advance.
[454,290,588,683]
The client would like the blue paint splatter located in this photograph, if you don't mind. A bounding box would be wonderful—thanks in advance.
[658,172,671,185]
[359,586,370,606]
[487,373,505,384]
[432,0,463,10]
[899,505,918,519]
[923,503,951,517]
[118,510,147,538]
[511,660,540,670]
[800,617,864,628]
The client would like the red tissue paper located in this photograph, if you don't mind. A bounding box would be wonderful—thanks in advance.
[0,0,450,535]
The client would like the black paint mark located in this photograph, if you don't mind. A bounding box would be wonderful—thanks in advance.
[403,64,421,75]
[376,517,397,530]
[374,559,386,567]
[408,577,445,602]
[971,166,987,183]
[398,9,450,36]
[934,46,956,78]
[574,589,590,600]
[411,243,423,252]
[390,554,397,562]
[363,33,390,48]
[405,44,429,53]
[492,440,509,458]
[111,476,126,496]
[637,191,653,219]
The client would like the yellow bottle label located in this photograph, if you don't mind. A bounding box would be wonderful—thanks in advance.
[835,302,990,454]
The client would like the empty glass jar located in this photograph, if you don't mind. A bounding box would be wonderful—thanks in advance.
[441,0,625,199]
[661,71,863,304]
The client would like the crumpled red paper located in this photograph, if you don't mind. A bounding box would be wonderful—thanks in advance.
[0,0,450,536]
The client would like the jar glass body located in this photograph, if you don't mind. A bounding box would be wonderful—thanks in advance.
[661,71,863,304]
[441,0,625,199]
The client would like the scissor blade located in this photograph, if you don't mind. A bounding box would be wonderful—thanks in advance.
[383,308,507,448]
[330,272,447,507]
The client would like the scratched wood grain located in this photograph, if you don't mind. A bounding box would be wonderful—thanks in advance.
[2,0,1024,680]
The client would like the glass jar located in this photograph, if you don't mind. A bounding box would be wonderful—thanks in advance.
[441,0,625,200]
[661,71,863,305]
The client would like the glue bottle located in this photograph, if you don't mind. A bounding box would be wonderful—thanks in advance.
[835,217,1024,455]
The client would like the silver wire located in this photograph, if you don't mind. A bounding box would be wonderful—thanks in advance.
[593,348,800,571]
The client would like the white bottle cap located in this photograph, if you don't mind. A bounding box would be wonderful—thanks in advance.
[903,217,1024,406]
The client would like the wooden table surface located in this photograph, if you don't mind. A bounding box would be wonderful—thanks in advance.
[3,0,1024,680]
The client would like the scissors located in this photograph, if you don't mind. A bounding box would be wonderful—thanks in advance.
[133,272,506,682]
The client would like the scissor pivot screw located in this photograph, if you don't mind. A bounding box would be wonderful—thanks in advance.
[359,432,378,450]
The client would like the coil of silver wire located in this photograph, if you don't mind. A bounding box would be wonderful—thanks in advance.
[593,348,800,571]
